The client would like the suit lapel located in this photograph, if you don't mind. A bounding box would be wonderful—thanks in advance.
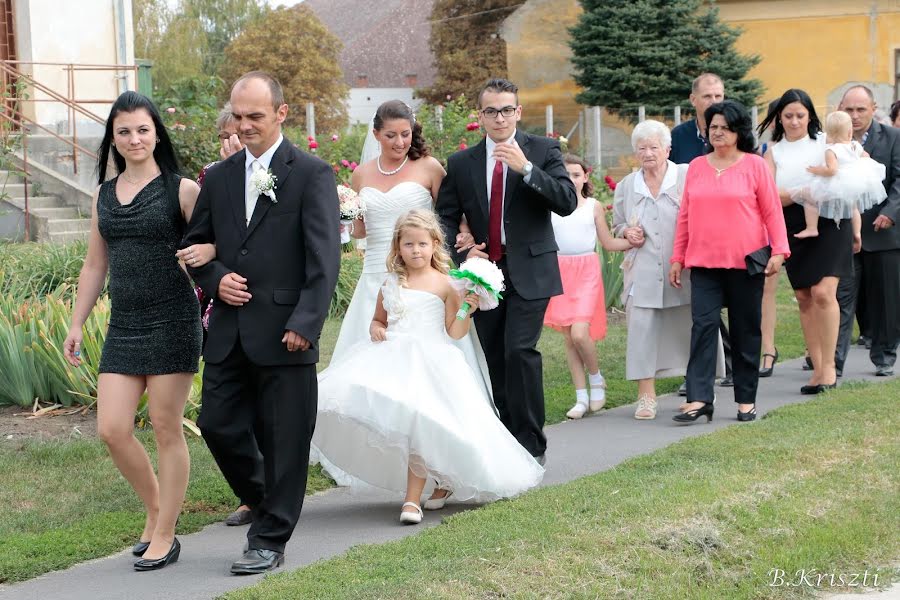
[244,138,294,241]
[504,130,529,216]
[228,150,247,232]
[863,122,880,155]
[469,139,489,222]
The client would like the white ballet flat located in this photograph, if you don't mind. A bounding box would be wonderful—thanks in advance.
[566,402,589,419]
[423,490,452,510]
[399,502,423,525]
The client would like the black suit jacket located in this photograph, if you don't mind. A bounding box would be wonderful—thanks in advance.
[183,137,341,366]
[436,130,577,300]
[862,121,900,252]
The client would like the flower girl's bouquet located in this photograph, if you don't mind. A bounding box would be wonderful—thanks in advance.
[449,257,505,320]
[337,185,366,243]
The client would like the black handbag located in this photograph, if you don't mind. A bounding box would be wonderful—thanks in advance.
[745,245,771,276]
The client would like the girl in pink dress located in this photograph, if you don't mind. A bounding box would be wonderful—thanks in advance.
[544,154,632,419]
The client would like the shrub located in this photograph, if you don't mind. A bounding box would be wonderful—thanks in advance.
[158,76,224,179]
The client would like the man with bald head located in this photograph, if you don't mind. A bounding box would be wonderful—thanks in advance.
[183,71,341,573]
[835,85,900,377]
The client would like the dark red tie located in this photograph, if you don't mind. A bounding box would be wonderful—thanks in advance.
[488,159,504,261]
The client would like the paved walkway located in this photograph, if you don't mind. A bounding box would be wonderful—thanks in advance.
[0,347,895,600]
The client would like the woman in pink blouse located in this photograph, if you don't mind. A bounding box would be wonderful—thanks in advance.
[669,100,790,423]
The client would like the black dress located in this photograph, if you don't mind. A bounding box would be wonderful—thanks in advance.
[97,174,202,374]
[783,203,853,290]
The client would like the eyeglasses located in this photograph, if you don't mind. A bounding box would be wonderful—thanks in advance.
[480,106,517,119]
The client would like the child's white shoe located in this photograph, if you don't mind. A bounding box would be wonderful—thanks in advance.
[588,373,606,411]
[566,402,589,419]
[399,502,423,524]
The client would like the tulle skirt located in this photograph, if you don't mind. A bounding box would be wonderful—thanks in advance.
[314,332,544,502]
[544,253,607,340]
[790,158,887,221]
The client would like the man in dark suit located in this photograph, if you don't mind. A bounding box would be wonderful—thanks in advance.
[835,85,900,376]
[436,78,577,464]
[183,71,340,573]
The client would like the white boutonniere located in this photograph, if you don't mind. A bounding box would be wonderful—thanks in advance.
[250,168,278,204]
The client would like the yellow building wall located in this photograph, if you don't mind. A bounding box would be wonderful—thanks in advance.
[718,0,900,111]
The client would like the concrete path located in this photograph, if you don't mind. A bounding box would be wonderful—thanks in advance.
[0,346,895,600]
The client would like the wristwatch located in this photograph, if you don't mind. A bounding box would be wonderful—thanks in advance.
[522,161,533,176]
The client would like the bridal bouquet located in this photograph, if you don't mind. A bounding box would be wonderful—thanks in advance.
[449,257,505,320]
[337,185,365,243]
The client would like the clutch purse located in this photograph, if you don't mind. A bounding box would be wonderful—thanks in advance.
[745,245,771,276]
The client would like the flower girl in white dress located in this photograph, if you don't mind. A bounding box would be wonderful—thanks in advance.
[792,111,886,239]
[314,210,544,524]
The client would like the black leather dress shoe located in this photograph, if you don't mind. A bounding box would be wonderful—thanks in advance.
[134,538,180,571]
[225,508,253,526]
[230,548,284,575]
[718,375,734,387]
[131,540,150,557]
[875,365,894,377]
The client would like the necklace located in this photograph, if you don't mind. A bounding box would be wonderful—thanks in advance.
[122,171,160,185]
[377,155,408,176]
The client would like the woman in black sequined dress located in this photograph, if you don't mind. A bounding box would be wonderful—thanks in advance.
[63,91,212,571]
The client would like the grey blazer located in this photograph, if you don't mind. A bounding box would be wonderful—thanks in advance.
[862,121,900,252]
[612,161,691,309]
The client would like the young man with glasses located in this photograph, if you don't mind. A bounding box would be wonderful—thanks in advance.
[436,78,577,465]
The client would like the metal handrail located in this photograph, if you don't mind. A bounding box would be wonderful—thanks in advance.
[0,60,134,241]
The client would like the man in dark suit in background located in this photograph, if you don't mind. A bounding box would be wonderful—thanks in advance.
[436,78,577,465]
[835,85,900,376]
[183,71,340,573]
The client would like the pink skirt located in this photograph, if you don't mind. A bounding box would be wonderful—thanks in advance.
[544,253,607,340]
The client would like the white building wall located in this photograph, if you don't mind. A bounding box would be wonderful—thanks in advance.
[348,87,422,125]
[14,0,134,133]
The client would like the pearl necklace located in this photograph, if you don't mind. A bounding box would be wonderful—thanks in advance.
[377,155,408,176]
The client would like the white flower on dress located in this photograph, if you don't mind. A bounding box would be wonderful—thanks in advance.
[250,168,278,204]
[381,275,406,321]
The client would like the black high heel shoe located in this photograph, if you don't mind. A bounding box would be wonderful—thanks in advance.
[759,348,778,377]
[737,405,757,421]
[672,403,714,424]
[131,540,150,557]
[134,538,180,572]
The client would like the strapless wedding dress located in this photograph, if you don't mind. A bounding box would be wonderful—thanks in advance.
[314,275,543,501]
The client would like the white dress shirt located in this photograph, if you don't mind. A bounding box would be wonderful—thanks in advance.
[485,130,529,245]
[245,133,283,225]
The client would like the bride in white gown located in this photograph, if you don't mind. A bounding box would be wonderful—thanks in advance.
[331,101,492,397]
[314,100,494,485]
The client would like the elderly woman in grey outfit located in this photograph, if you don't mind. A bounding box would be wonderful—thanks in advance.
[613,120,723,419]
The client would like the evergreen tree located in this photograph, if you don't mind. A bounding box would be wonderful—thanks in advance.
[420,0,524,104]
[570,0,762,122]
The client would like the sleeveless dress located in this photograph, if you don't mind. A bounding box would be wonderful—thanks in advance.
[543,198,607,340]
[792,141,886,221]
[771,135,852,290]
[96,175,202,374]
[329,181,492,400]
[314,275,544,502]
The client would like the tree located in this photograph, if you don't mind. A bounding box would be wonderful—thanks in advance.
[220,5,348,132]
[152,14,209,91]
[569,0,763,122]
[420,0,525,104]
[181,0,267,75]
[133,0,171,60]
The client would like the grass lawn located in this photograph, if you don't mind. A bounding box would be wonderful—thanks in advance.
[0,271,809,584]
[225,379,900,600]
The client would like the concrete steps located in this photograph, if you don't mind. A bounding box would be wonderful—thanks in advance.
[0,170,92,243]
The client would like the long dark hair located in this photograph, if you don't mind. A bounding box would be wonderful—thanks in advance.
[98,91,181,184]
[704,100,757,154]
[373,100,428,160]
[757,88,821,143]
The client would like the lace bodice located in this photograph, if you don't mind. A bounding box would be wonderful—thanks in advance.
[360,181,432,274]
[381,275,448,339]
